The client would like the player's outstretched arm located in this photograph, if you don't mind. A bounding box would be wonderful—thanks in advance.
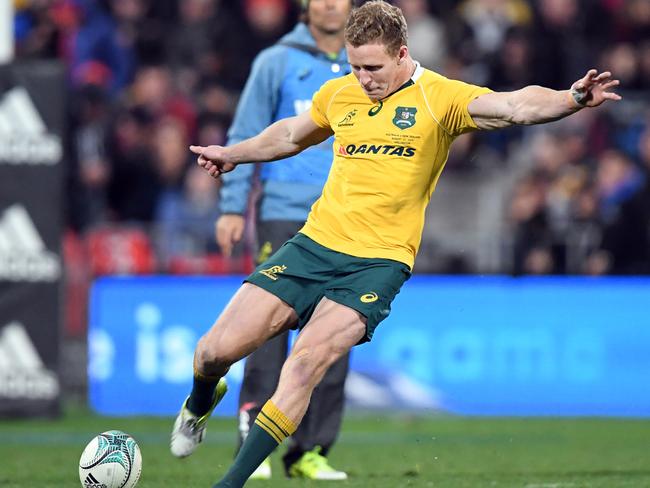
[468,69,622,130]
[190,110,333,179]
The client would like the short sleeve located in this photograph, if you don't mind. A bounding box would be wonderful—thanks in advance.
[309,81,334,129]
[440,79,492,136]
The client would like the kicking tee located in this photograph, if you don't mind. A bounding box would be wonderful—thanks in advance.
[301,63,491,269]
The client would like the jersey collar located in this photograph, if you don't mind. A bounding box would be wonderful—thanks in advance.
[411,60,424,82]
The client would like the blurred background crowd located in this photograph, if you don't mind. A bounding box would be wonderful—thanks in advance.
[12,0,650,281]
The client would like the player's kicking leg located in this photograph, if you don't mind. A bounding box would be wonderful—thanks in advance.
[171,377,228,458]
[213,298,365,487]
[170,284,297,458]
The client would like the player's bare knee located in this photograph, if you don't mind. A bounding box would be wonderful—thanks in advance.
[194,334,233,373]
[283,348,314,388]
[286,346,333,390]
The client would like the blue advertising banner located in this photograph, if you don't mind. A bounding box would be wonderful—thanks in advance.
[88,276,650,417]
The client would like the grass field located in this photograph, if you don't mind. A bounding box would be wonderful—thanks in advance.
[2,407,650,487]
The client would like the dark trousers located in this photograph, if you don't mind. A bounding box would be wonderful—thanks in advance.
[238,220,350,471]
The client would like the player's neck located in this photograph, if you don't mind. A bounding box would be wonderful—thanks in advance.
[310,25,344,56]
[386,57,416,98]
[401,57,417,83]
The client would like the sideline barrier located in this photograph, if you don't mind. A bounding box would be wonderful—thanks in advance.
[89,276,650,416]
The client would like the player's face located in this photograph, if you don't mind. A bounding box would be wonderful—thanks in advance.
[309,0,351,35]
[347,43,406,100]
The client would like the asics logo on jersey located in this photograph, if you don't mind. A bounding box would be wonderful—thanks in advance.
[360,292,379,303]
[340,144,416,157]
[259,265,287,281]
[368,101,383,116]
[337,109,357,127]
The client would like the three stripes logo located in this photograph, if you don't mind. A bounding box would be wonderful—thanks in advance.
[83,473,108,488]
[0,204,61,282]
[0,86,62,165]
[0,321,60,400]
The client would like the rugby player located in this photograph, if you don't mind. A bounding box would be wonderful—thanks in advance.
[173,2,620,486]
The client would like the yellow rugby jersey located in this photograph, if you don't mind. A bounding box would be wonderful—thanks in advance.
[301,64,492,269]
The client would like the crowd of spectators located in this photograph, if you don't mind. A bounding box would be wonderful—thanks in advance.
[12,0,650,276]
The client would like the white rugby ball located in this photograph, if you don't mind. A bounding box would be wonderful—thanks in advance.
[79,430,142,488]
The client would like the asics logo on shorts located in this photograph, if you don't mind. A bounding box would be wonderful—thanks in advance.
[259,265,287,281]
[360,292,378,303]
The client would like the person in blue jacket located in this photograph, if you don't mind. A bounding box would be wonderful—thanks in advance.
[216,0,353,481]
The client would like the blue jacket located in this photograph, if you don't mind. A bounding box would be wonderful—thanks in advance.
[220,23,349,221]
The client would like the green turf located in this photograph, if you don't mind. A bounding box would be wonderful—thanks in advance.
[1,407,650,487]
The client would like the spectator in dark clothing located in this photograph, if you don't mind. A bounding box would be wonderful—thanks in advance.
[106,107,160,221]
[69,84,112,229]
[488,27,534,91]
[509,173,555,275]
[586,149,648,275]
[530,0,607,89]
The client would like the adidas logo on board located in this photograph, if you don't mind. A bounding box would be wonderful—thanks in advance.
[0,86,62,165]
[0,204,61,282]
[0,321,60,399]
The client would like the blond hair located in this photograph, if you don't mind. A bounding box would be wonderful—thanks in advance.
[344,1,408,56]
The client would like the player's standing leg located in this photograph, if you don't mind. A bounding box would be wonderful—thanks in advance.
[237,333,287,479]
[284,349,350,479]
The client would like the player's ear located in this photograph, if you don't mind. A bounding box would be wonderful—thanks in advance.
[397,45,408,64]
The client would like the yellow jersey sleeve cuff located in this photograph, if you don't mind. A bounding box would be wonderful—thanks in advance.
[310,104,331,129]
[464,87,494,130]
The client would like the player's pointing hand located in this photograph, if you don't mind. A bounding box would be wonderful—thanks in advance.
[189,145,236,179]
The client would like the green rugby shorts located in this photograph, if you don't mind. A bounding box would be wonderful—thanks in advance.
[245,232,411,343]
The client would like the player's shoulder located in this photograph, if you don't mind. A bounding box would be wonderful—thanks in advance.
[416,68,488,102]
[321,72,358,90]
[316,73,361,99]
[416,68,457,90]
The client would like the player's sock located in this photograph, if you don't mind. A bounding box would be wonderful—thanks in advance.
[213,400,296,488]
[186,368,221,416]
